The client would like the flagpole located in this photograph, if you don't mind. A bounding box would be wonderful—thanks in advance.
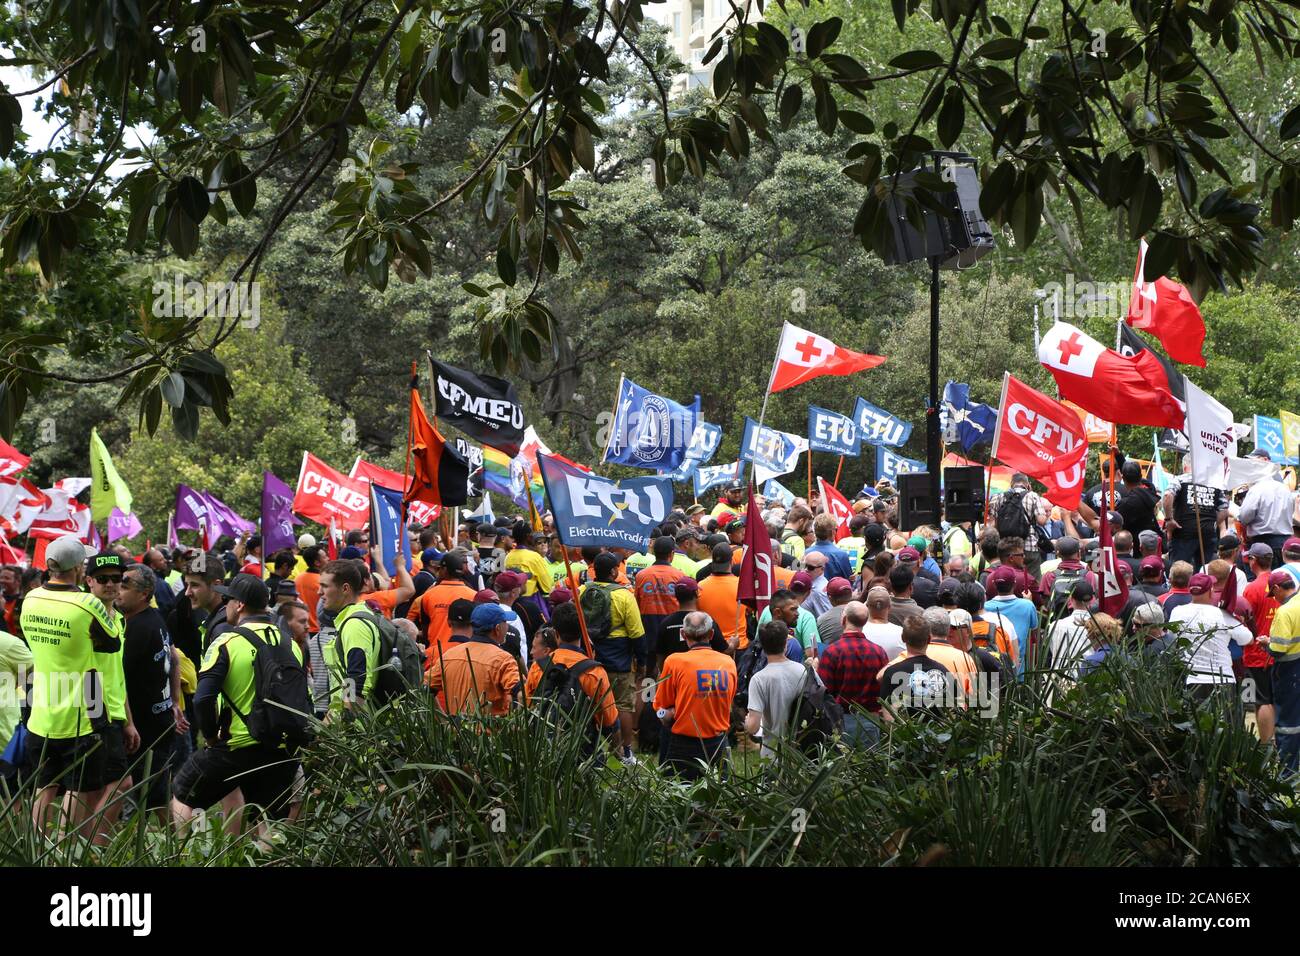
[602,373,626,465]
[834,455,844,489]
[403,360,416,503]
[807,453,813,506]
[561,545,594,658]
[987,372,1012,527]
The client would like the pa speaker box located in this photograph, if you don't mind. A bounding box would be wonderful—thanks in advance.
[897,472,937,531]
[880,163,995,270]
[943,465,985,523]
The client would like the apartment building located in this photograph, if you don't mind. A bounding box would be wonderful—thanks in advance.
[651,0,762,93]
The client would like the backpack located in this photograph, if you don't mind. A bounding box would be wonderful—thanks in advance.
[733,638,767,709]
[996,489,1032,540]
[534,657,603,752]
[335,609,424,704]
[579,583,617,642]
[1048,565,1087,614]
[227,626,314,749]
[788,664,844,754]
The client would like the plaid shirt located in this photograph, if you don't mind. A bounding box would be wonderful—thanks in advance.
[817,631,890,712]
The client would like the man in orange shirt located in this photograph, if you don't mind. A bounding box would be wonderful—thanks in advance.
[426,603,521,717]
[654,610,737,780]
[295,546,325,633]
[359,550,414,620]
[697,543,744,646]
[523,603,619,747]
[408,552,477,662]
[635,536,682,651]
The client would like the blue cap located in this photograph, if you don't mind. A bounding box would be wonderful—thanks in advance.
[339,546,365,560]
[471,603,518,630]
[421,547,444,565]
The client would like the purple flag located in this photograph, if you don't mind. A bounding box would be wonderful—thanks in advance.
[173,484,212,533]
[261,471,301,554]
[205,492,256,537]
[173,484,255,543]
[107,508,143,543]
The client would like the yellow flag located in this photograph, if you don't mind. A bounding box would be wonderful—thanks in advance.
[90,427,132,521]
[1282,410,1300,460]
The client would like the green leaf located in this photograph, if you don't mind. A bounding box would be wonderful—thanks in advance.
[806,18,843,59]
[937,89,964,148]
[1009,176,1043,248]
[176,176,210,224]
[1128,171,1163,239]
[974,38,1027,60]
[779,86,803,129]
[839,109,873,134]
[1280,103,1300,141]
[1143,232,1178,282]
[171,401,200,441]
[497,245,517,285]
[889,49,944,70]
[462,282,491,297]
[812,77,836,135]
[161,371,186,408]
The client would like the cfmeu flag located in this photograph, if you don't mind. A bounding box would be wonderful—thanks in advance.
[990,373,1088,510]
[369,482,412,577]
[1038,322,1184,428]
[293,454,371,530]
[768,321,885,394]
[816,477,853,541]
[603,375,700,471]
[1127,238,1207,367]
[538,454,672,552]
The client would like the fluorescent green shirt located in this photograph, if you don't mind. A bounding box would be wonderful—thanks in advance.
[0,630,33,750]
[93,612,128,722]
[331,602,383,705]
[21,585,119,740]
[200,618,304,750]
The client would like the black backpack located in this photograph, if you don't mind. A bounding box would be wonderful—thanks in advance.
[996,489,1032,540]
[534,657,604,752]
[334,609,424,704]
[579,583,617,642]
[1048,565,1087,613]
[788,664,844,754]
[227,626,314,749]
[733,638,767,709]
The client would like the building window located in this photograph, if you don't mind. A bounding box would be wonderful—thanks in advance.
[691,0,704,31]
[715,0,728,18]
[673,12,681,35]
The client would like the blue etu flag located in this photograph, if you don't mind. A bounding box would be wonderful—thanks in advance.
[941,381,998,451]
[539,453,673,551]
[854,398,912,447]
[878,447,925,483]
[763,478,795,508]
[665,420,722,481]
[694,461,742,497]
[807,405,860,455]
[369,482,412,577]
[603,375,700,471]
[740,418,802,474]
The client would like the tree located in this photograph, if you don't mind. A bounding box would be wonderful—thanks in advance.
[0,0,1296,441]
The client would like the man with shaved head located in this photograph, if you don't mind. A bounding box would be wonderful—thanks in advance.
[816,600,887,748]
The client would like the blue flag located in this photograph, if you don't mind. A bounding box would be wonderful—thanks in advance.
[854,397,912,447]
[1253,414,1296,464]
[694,461,742,498]
[807,405,860,455]
[665,420,722,481]
[369,482,412,577]
[539,453,673,551]
[740,417,806,479]
[940,381,998,451]
[878,447,925,483]
[603,375,700,471]
[763,478,796,508]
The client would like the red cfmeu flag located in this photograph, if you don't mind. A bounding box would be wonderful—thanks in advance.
[990,373,1089,510]
[1097,500,1129,617]
[405,380,469,509]
[768,321,885,394]
[1127,239,1206,368]
[816,476,853,541]
[350,457,412,492]
[293,451,371,530]
[1038,322,1184,429]
[737,484,774,615]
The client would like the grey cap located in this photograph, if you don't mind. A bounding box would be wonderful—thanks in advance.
[1132,602,1165,626]
[46,534,89,573]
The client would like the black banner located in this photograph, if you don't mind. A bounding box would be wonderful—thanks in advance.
[430,358,525,456]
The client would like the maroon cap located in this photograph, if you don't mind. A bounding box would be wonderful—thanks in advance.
[790,571,813,594]
[1284,537,1300,556]
[474,588,500,604]
[826,577,852,597]
[546,586,573,605]
[494,570,526,591]
[896,546,922,562]
[1140,555,1165,573]
[1270,571,1298,590]
[673,577,700,596]
[1188,573,1216,595]
[989,564,1018,586]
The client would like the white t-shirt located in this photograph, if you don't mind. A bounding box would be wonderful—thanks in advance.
[1168,603,1252,684]
[862,621,905,660]
[1047,609,1092,677]
[499,604,528,667]
[747,659,815,759]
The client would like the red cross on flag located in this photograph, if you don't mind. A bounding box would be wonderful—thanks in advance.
[768,321,885,394]
[816,476,853,541]
[1126,239,1207,368]
[1038,322,1184,429]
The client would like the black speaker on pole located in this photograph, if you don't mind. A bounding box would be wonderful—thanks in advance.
[943,465,985,523]
[880,159,995,271]
[897,472,938,531]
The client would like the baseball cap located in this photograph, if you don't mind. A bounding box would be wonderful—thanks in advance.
[989,565,1019,588]
[421,547,444,565]
[297,533,317,549]
[1138,530,1161,549]
[339,546,365,560]
[1219,533,1240,550]
[494,570,526,591]
[852,499,872,513]
[1140,555,1165,574]
[85,552,125,577]
[866,587,890,609]
[789,571,812,594]
[1269,571,1297,590]
[1188,573,1216,595]
[1132,602,1164,626]
[825,577,852,598]
[725,479,744,492]
[214,572,270,610]
[474,588,499,604]
[45,534,89,573]
[471,603,518,630]
[448,598,475,625]
[1284,536,1300,556]
[1247,448,1272,460]
[897,546,922,563]
[441,551,466,573]
[865,523,886,545]
[476,524,499,538]
[529,532,547,545]
[907,535,928,551]
[1069,578,1096,601]
[709,542,734,572]
[948,608,972,628]
[594,552,623,578]
[1248,542,1274,561]
[673,577,700,597]
[547,587,573,606]
[937,577,960,604]
[685,504,705,516]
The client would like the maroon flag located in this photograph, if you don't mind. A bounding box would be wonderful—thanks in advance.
[1097,497,1129,617]
[737,483,774,615]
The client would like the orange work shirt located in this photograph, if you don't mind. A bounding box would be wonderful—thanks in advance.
[426,637,520,716]
[409,579,478,659]
[635,562,682,618]
[296,571,321,631]
[773,565,795,590]
[654,645,737,738]
[523,647,619,728]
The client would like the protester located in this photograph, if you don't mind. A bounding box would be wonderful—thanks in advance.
[407,551,477,658]
[697,542,744,647]
[1046,579,1096,677]
[887,564,924,627]
[523,603,618,742]
[744,620,818,760]
[1239,464,1298,566]
[861,587,905,660]
[1169,573,1253,703]
[984,565,1039,672]
[579,552,645,764]
[635,536,682,652]
[878,616,952,719]
[654,611,737,779]
[815,577,855,645]
[758,588,819,658]
[427,603,521,717]
[816,601,887,748]
[1268,573,1300,772]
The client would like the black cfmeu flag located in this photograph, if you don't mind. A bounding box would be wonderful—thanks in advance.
[429,357,526,457]
[1117,325,1189,452]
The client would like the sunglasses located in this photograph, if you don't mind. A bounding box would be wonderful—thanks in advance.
[92,574,123,584]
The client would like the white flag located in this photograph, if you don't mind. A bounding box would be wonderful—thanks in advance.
[1185,380,1236,490]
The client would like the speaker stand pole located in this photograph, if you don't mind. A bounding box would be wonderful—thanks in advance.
[926,255,942,528]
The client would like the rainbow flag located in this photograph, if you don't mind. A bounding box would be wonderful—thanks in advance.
[942,452,1013,496]
[483,446,544,510]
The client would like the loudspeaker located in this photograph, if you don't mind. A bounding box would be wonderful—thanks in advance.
[943,465,985,523]
[881,161,995,270]
[897,472,938,531]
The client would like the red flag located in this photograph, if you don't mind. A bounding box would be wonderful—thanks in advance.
[816,476,853,542]
[1097,500,1129,617]
[350,457,412,492]
[1126,239,1206,368]
[327,517,339,560]
[405,383,469,508]
[768,321,885,394]
[737,484,774,614]
[293,451,371,529]
[990,373,1089,510]
[1038,322,1184,428]
[0,436,30,480]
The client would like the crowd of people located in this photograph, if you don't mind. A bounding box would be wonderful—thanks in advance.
[3,441,1300,841]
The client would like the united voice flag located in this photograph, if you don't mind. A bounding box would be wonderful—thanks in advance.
[537,453,672,552]
[603,375,700,471]
[1038,322,1184,429]
[406,378,470,509]
[261,471,302,554]
[0,436,29,479]
[1185,380,1236,490]
[293,452,371,529]
[737,484,775,614]
[768,321,885,394]
[990,373,1089,510]
[429,357,526,456]
[1127,238,1207,367]
[816,477,853,542]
